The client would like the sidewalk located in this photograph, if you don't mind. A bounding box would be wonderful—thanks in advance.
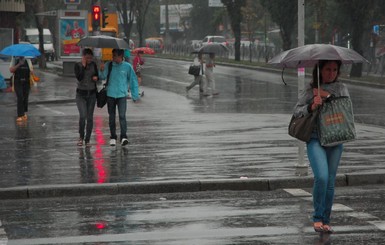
[0,63,384,199]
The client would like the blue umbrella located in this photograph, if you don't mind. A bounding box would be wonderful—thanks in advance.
[0,43,41,57]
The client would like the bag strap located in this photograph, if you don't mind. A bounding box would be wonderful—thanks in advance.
[105,61,113,87]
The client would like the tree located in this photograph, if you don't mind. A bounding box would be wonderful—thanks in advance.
[189,0,217,40]
[136,0,153,47]
[112,0,136,41]
[242,0,265,62]
[335,0,375,77]
[24,0,47,68]
[260,0,296,51]
[221,0,247,61]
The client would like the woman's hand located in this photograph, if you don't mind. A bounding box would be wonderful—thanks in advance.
[311,95,323,111]
[313,88,330,98]
[81,57,87,67]
[92,76,98,81]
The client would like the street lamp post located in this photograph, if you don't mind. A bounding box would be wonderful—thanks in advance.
[297,0,307,171]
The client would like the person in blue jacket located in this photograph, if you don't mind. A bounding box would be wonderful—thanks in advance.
[99,49,139,146]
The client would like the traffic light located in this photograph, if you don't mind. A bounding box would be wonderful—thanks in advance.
[102,8,109,28]
[92,5,101,31]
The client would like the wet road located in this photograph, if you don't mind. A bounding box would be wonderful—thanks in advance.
[0,59,385,188]
[1,59,385,244]
[143,58,385,126]
[1,184,385,244]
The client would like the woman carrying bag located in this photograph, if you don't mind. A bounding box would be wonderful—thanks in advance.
[9,56,33,122]
[293,60,351,233]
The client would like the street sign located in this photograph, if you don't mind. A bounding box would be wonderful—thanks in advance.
[209,0,224,7]
[64,0,81,4]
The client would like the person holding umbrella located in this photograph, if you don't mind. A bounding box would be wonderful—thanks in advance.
[9,56,33,122]
[186,53,204,93]
[203,53,218,96]
[133,50,145,97]
[99,49,139,147]
[74,48,99,147]
[293,60,349,233]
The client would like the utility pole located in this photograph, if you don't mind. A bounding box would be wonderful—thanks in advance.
[297,0,307,170]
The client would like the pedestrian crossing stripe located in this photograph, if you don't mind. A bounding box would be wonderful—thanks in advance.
[283,188,384,232]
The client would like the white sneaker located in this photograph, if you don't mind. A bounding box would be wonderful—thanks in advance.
[110,139,116,146]
[121,138,128,146]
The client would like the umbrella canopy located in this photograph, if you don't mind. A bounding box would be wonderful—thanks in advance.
[195,43,229,54]
[132,47,155,55]
[268,44,369,68]
[77,35,130,49]
[0,43,41,57]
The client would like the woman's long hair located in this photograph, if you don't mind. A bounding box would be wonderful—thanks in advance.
[311,60,342,88]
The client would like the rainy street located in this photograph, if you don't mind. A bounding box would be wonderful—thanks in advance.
[1,185,385,244]
[0,58,385,244]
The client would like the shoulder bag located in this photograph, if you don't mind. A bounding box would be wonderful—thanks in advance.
[288,110,319,142]
[96,62,113,108]
[188,64,201,76]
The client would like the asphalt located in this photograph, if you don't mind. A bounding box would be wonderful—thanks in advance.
[0,60,384,200]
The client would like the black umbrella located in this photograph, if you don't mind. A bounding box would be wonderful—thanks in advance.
[77,35,130,49]
[195,43,229,54]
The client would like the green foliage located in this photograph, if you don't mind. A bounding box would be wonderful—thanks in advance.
[260,0,296,51]
[189,0,219,39]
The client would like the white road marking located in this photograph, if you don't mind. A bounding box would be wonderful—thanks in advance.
[37,105,65,115]
[283,188,312,197]
[284,188,383,232]
[0,220,8,245]
[368,221,385,231]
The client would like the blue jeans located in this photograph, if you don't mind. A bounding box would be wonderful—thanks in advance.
[307,137,343,224]
[107,96,127,140]
[76,90,96,142]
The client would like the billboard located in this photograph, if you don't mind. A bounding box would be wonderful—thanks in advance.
[160,4,192,33]
[57,10,88,59]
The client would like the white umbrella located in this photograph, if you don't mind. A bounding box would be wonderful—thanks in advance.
[77,35,130,49]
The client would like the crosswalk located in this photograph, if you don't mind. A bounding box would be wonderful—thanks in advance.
[0,221,8,245]
[284,188,385,232]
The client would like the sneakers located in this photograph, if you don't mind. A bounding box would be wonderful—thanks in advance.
[121,138,128,146]
[110,138,128,146]
[77,138,83,146]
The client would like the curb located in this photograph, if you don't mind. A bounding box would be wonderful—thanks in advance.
[1,173,384,200]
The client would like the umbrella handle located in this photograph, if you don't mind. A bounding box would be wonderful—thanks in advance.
[317,64,320,97]
[281,68,287,85]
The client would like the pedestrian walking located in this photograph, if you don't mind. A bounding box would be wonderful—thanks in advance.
[203,53,218,96]
[293,60,349,234]
[133,50,145,97]
[74,48,99,147]
[186,53,204,93]
[99,49,139,147]
[9,56,33,122]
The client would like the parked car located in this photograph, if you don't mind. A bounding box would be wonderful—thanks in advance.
[201,35,229,47]
[23,28,56,61]
[189,40,202,50]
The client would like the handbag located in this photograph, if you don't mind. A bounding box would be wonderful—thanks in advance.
[288,110,319,142]
[31,73,40,82]
[188,64,201,76]
[318,96,356,146]
[96,62,113,108]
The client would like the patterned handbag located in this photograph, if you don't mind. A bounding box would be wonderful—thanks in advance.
[318,96,356,146]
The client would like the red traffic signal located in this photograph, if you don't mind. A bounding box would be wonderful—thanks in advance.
[92,5,101,21]
[92,5,101,30]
